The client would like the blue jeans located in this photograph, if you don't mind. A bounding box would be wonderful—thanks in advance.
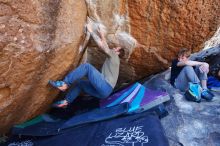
[63,63,113,103]
[175,65,207,91]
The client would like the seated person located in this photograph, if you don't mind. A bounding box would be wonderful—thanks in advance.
[49,22,136,108]
[170,48,213,100]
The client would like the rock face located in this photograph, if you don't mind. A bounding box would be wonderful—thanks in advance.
[204,27,220,49]
[0,0,87,133]
[0,0,220,134]
[86,0,220,83]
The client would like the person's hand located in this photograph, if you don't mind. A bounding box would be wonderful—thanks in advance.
[199,62,209,73]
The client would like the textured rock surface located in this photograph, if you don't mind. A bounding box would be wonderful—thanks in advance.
[0,0,87,133]
[204,27,220,49]
[144,69,220,146]
[86,0,220,84]
[1,0,220,134]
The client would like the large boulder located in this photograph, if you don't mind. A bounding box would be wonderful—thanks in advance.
[0,0,87,133]
[0,0,220,134]
[86,0,220,84]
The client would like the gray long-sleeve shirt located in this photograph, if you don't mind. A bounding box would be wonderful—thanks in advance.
[101,50,120,88]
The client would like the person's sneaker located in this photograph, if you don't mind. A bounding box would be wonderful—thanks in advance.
[52,100,68,108]
[201,89,214,101]
[49,80,67,91]
[189,83,202,99]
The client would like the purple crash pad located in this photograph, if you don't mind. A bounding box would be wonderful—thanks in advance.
[100,82,170,113]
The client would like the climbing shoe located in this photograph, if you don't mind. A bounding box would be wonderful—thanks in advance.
[185,82,202,102]
[49,80,66,91]
[201,89,214,101]
[52,100,68,108]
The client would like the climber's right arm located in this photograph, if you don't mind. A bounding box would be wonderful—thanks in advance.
[87,23,110,56]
